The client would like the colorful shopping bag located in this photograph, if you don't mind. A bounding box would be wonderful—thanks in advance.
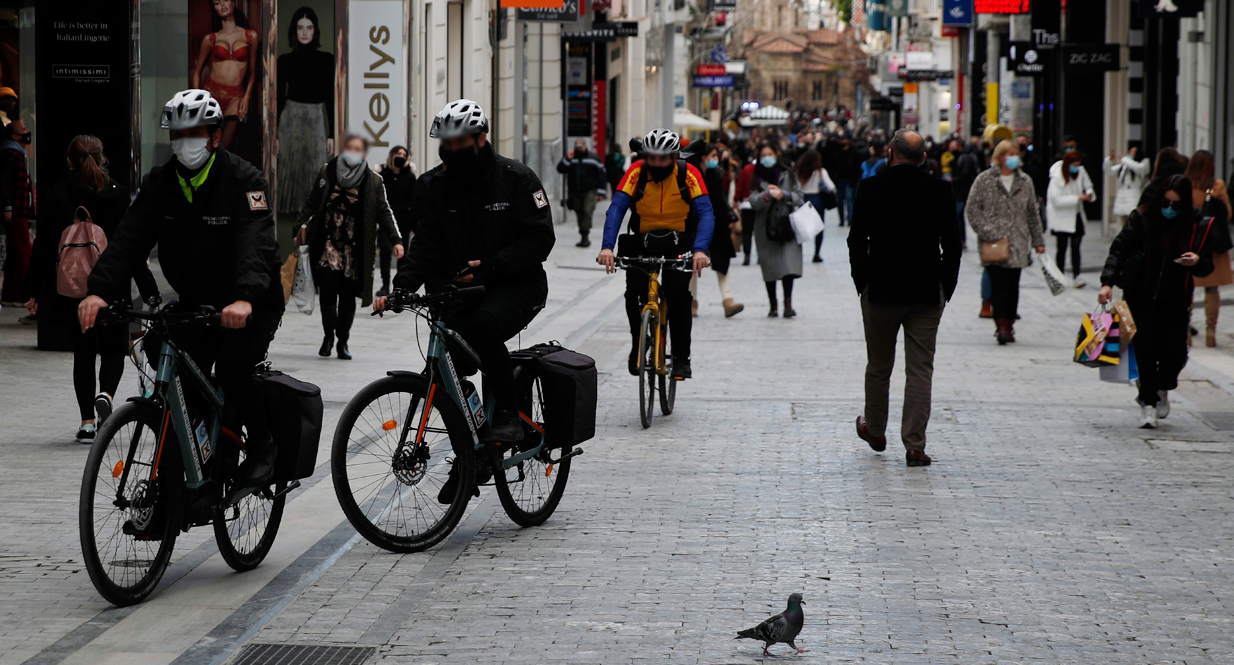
[1074,307,1121,367]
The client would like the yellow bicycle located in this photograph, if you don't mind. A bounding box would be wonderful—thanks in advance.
[617,255,692,428]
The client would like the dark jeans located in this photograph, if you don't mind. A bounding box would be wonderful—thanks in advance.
[378,233,394,291]
[317,269,360,342]
[445,280,546,412]
[986,265,1022,320]
[834,178,855,225]
[803,192,825,258]
[626,265,693,359]
[1127,297,1190,406]
[71,318,128,420]
[1054,232,1083,278]
[740,208,755,260]
[955,200,968,248]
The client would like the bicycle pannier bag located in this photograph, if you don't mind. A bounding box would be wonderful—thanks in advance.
[257,368,324,481]
[57,206,108,298]
[515,343,597,448]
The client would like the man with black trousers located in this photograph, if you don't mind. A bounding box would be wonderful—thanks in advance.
[848,129,962,467]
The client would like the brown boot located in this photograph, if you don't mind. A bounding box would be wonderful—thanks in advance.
[995,318,1015,345]
[783,298,796,318]
[722,298,745,318]
[1205,289,1220,347]
[979,300,994,318]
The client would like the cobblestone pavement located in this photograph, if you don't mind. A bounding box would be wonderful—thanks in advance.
[1,215,1232,664]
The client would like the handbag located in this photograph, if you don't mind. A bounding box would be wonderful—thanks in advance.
[1037,252,1070,296]
[980,238,1010,264]
[789,200,825,245]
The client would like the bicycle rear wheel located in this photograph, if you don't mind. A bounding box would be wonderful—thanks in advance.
[491,374,572,527]
[331,374,475,553]
[213,440,286,571]
[638,309,656,429]
[658,319,676,415]
[79,403,182,606]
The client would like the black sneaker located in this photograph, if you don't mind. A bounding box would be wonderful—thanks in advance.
[94,392,113,426]
[575,236,591,248]
[237,435,277,488]
[489,408,523,444]
[672,357,692,379]
[76,424,97,444]
[628,349,639,376]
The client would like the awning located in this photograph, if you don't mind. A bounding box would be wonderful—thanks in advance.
[672,107,715,130]
[748,104,790,121]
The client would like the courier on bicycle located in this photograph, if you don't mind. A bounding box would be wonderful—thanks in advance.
[596,128,714,379]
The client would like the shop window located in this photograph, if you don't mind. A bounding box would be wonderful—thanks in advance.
[139,0,190,174]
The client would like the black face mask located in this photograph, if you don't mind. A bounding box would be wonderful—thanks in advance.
[646,163,674,182]
[393,156,407,169]
[439,144,481,175]
[15,132,30,145]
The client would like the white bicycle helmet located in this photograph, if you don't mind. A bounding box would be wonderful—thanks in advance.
[160,89,223,130]
[430,99,489,139]
[642,128,681,155]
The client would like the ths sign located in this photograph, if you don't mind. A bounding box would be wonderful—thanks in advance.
[348,0,405,165]
[1061,43,1120,72]
[974,0,1029,13]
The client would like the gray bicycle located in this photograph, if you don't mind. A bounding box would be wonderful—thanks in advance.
[330,286,583,553]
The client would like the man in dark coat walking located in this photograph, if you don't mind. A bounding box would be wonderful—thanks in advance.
[848,129,962,467]
[556,139,607,247]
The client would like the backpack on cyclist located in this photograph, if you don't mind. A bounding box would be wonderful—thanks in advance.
[256,366,324,482]
[513,342,597,449]
[628,159,696,231]
[56,206,108,298]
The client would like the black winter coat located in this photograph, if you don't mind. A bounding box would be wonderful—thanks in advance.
[395,145,555,293]
[88,150,283,313]
[379,165,417,238]
[1100,209,1215,304]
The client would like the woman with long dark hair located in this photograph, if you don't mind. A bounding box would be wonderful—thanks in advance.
[191,0,257,149]
[277,5,335,213]
[1183,150,1233,347]
[794,149,834,263]
[23,136,157,443]
[1098,174,1215,428]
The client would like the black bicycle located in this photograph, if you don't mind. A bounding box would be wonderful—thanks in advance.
[78,304,293,606]
[331,287,583,553]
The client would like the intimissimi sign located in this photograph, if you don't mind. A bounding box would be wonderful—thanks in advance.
[348,0,405,164]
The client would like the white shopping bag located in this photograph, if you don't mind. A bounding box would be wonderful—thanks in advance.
[789,201,825,246]
[291,245,316,314]
[1038,252,1071,296]
[1099,342,1138,384]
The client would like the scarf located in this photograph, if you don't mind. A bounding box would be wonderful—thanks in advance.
[754,163,781,190]
[0,139,24,156]
[336,157,368,189]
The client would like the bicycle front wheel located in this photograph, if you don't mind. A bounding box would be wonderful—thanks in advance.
[658,319,676,415]
[638,309,656,429]
[331,374,476,553]
[491,374,572,527]
[79,403,182,607]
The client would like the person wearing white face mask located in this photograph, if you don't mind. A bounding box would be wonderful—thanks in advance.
[79,89,286,488]
[295,134,405,359]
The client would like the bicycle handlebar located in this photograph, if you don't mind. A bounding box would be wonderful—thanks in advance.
[372,285,487,316]
[101,303,225,328]
[615,255,694,272]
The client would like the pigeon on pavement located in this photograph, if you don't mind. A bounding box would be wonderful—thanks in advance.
[735,593,808,656]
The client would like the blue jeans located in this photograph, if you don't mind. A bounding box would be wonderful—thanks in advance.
[834,178,855,224]
[955,200,968,248]
[981,267,992,302]
[803,192,826,257]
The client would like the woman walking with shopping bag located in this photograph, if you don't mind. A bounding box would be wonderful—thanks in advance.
[965,140,1045,344]
[749,142,803,318]
[295,134,404,359]
[1046,150,1095,287]
[1098,175,1215,428]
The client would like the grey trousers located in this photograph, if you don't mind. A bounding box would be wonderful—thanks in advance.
[860,290,945,451]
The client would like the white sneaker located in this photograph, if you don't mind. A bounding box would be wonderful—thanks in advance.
[1073,278,1087,288]
[1139,405,1158,429]
[1156,391,1170,419]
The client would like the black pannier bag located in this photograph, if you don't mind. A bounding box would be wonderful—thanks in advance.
[514,343,597,449]
[256,368,324,482]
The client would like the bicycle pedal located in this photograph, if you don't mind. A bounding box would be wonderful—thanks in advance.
[270,480,301,500]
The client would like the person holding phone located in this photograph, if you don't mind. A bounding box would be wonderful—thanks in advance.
[1098,174,1215,429]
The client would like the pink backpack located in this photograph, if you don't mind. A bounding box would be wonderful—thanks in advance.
[56,207,108,298]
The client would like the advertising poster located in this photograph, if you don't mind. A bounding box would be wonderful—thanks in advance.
[347,0,406,167]
[277,1,335,213]
[187,0,264,165]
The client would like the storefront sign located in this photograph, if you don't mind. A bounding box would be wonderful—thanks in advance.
[696,64,726,76]
[898,67,955,81]
[1061,43,1120,71]
[591,79,606,161]
[710,0,737,10]
[692,75,734,87]
[562,29,618,43]
[566,42,592,137]
[348,0,405,164]
[1140,0,1202,17]
[942,0,973,25]
[1006,40,1051,76]
[516,0,579,21]
[941,25,962,37]
[592,21,638,37]
[886,0,909,16]
[974,0,1029,13]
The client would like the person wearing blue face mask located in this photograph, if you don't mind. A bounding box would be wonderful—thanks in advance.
[1046,150,1095,287]
[1098,174,1215,429]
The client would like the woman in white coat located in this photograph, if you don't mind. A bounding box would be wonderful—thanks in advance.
[1102,146,1151,228]
[1046,150,1095,287]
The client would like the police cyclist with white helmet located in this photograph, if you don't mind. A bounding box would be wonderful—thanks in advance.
[79,89,285,487]
[596,128,715,379]
[376,99,555,472]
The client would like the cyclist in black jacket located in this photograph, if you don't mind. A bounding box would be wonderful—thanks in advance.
[376,99,555,445]
[79,89,284,487]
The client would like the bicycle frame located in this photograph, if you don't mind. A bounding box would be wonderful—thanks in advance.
[640,270,670,377]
